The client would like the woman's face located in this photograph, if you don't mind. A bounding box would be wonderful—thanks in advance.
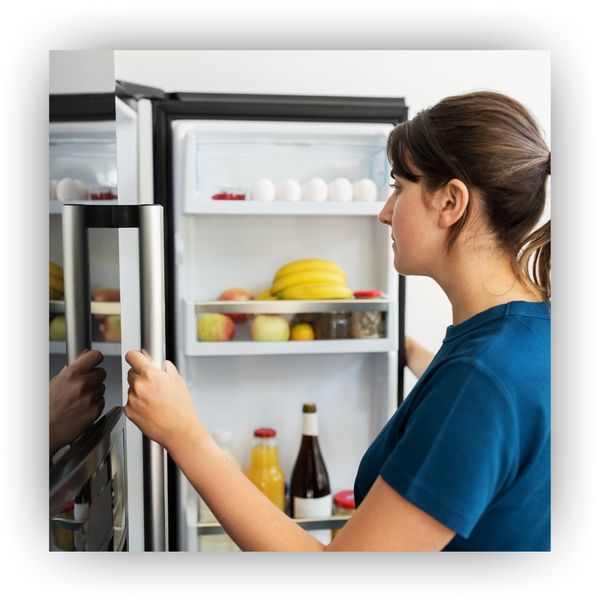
[378,174,443,276]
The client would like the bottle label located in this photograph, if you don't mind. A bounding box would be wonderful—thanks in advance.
[293,495,333,545]
[293,494,332,517]
[302,413,318,436]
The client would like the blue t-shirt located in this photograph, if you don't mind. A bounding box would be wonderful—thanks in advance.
[354,301,550,551]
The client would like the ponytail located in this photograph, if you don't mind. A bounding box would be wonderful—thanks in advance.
[517,220,551,302]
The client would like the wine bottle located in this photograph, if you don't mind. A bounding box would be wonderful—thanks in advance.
[290,403,332,544]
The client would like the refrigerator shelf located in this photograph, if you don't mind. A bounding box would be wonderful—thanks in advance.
[183,200,386,216]
[49,341,122,356]
[194,298,390,315]
[186,299,394,355]
[192,515,350,536]
[186,339,393,356]
[50,300,121,315]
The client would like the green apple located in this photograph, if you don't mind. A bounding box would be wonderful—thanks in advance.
[197,313,235,341]
[49,315,66,341]
[102,315,121,342]
[250,315,290,341]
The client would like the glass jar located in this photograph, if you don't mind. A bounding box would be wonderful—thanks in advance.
[351,290,385,339]
[315,312,351,339]
[332,489,355,538]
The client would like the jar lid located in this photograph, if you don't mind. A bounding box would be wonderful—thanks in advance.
[333,490,355,509]
[354,290,384,298]
[253,427,276,438]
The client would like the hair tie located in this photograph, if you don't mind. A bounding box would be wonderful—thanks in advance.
[546,152,551,175]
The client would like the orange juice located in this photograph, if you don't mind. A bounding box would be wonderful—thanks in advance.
[246,428,285,511]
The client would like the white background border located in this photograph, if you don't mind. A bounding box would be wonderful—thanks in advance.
[2,1,598,598]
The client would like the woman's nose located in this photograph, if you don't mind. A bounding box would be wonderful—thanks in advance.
[378,196,393,225]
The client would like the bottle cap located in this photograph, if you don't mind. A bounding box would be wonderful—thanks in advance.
[302,403,317,413]
[333,490,355,509]
[353,290,384,298]
[253,427,276,438]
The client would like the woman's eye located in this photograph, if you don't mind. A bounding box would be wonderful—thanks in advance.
[389,184,402,195]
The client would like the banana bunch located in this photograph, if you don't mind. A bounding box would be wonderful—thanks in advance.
[49,261,64,300]
[268,258,353,300]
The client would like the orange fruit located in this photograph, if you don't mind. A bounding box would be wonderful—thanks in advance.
[290,322,315,341]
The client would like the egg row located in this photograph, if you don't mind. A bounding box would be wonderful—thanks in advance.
[50,178,91,201]
[252,177,379,203]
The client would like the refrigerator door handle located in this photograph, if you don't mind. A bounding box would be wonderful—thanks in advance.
[62,203,167,552]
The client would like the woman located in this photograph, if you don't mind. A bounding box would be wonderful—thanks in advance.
[124,90,550,551]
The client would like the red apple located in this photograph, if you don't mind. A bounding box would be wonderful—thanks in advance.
[197,313,235,341]
[92,288,120,302]
[217,288,254,323]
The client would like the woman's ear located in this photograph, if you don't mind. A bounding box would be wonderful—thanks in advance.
[435,179,469,229]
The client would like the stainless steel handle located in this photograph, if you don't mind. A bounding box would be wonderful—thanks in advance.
[62,206,92,362]
[138,206,166,552]
[61,204,167,551]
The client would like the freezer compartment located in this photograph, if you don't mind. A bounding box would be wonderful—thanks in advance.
[173,120,393,211]
[50,121,118,202]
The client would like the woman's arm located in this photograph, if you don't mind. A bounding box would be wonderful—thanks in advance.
[124,350,454,551]
[405,336,435,378]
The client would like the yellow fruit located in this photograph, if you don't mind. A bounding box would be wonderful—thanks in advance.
[271,269,346,294]
[49,274,64,294]
[274,258,346,281]
[49,261,63,278]
[255,288,276,300]
[277,283,353,300]
[290,322,315,341]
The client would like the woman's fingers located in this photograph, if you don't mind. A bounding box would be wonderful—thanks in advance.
[72,349,104,373]
[125,349,153,373]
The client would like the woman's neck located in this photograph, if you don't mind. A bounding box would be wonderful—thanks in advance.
[433,241,542,325]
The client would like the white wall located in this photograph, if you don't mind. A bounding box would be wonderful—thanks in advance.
[49,50,115,94]
[113,49,551,394]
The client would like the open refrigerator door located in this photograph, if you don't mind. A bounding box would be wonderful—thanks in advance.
[164,109,406,551]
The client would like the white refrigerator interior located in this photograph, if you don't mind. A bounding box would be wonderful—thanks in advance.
[170,119,400,550]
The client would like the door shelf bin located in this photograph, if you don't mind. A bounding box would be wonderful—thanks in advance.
[183,199,386,216]
[184,299,394,356]
[193,515,350,536]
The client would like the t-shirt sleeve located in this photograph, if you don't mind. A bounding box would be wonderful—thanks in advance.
[380,358,518,538]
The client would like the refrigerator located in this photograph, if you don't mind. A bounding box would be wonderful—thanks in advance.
[49,82,408,551]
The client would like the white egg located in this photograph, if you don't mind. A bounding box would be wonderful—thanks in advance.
[252,178,276,202]
[276,178,302,202]
[74,179,89,200]
[49,180,57,200]
[327,177,353,202]
[352,178,378,202]
[56,178,81,202]
[301,177,328,202]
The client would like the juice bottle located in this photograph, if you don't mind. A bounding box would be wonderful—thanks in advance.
[246,428,285,511]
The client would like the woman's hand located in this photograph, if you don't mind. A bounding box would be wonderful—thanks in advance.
[50,349,106,457]
[124,350,203,452]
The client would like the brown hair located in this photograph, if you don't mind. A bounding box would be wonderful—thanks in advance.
[387,91,551,301]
